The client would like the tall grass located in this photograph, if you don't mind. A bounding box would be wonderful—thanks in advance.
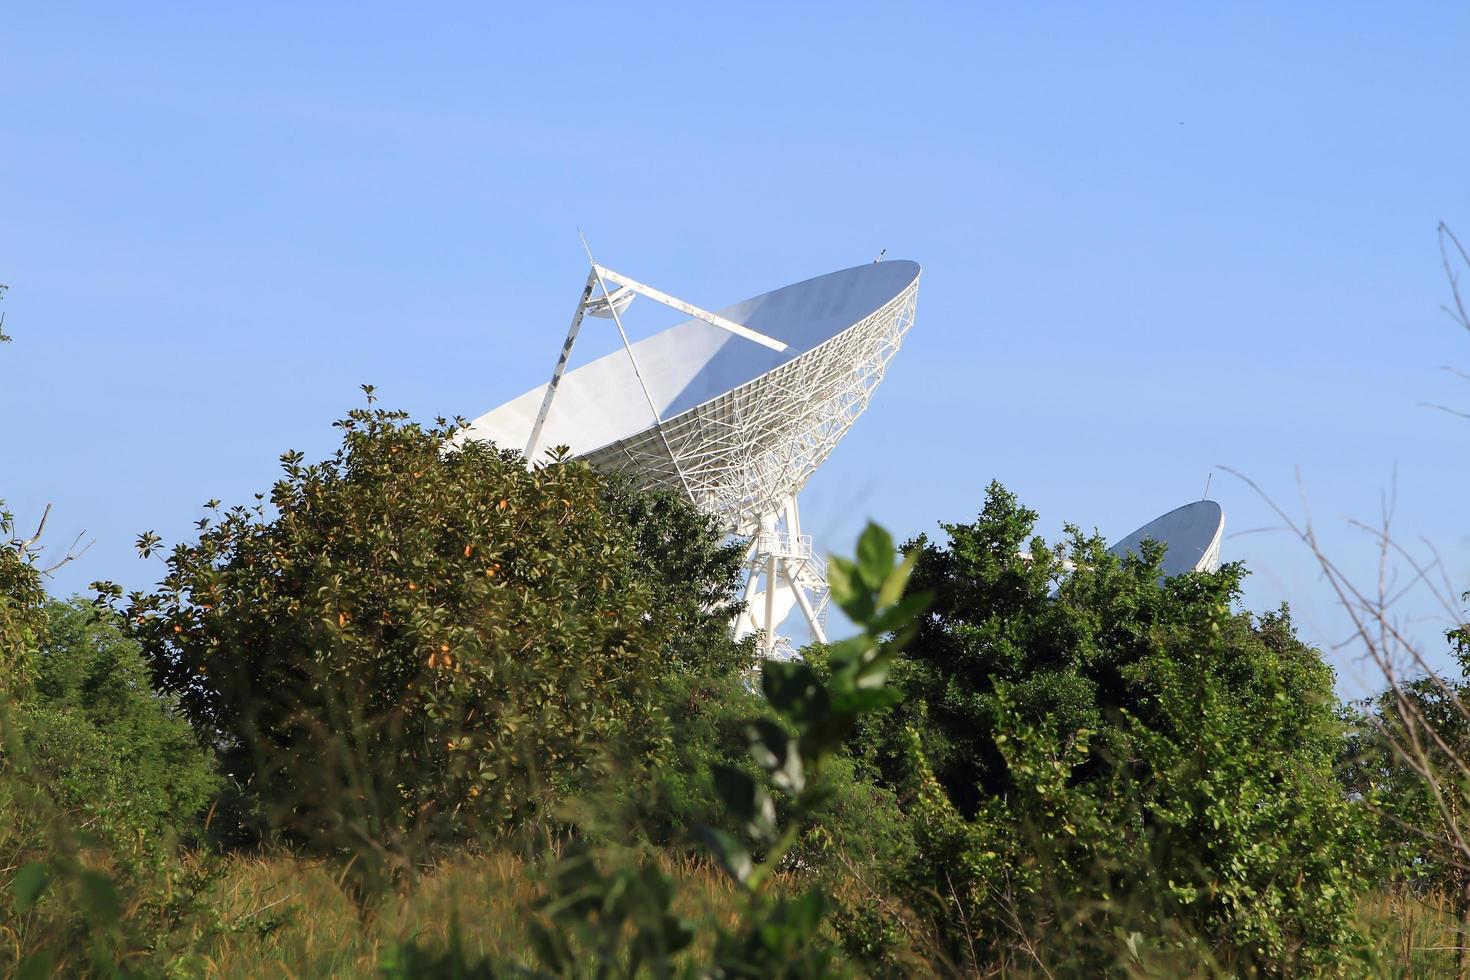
[189,849,746,978]
[1358,887,1463,978]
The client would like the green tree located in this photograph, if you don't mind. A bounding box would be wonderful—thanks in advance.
[111,401,749,890]
[16,600,218,841]
[0,509,220,975]
[384,522,931,979]
[1338,624,1470,977]
[845,483,1370,974]
[590,482,765,843]
[0,502,48,697]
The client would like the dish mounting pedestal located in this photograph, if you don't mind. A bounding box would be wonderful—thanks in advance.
[732,494,829,659]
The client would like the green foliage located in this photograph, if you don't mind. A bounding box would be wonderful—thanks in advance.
[0,514,225,975]
[706,523,926,892]
[3,354,1442,975]
[1339,678,1468,887]
[522,842,696,979]
[12,600,219,842]
[601,482,752,680]
[111,403,746,892]
[0,798,226,979]
[0,503,48,698]
[589,484,760,846]
[387,523,930,978]
[851,483,1371,974]
[535,528,929,980]
[1338,622,1470,966]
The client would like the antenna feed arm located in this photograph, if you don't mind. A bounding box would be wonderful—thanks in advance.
[591,264,788,352]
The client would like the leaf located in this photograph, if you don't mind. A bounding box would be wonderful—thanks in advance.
[760,662,830,729]
[747,720,805,795]
[12,861,48,913]
[712,765,759,824]
[661,913,696,954]
[823,635,871,672]
[711,766,777,841]
[868,590,931,637]
[832,686,903,716]
[786,888,828,933]
[856,522,896,591]
[77,869,120,925]
[527,918,568,971]
[16,952,54,980]
[701,827,755,886]
[826,556,874,622]
[746,718,791,771]
[877,548,920,610]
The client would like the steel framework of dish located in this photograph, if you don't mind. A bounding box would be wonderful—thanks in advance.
[462,254,922,658]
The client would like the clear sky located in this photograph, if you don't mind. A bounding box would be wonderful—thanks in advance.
[3,4,1467,696]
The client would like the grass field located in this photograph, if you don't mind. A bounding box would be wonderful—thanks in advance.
[149,850,1466,977]
[184,849,745,978]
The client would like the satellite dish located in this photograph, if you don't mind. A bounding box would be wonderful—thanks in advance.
[583,285,635,318]
[461,253,921,658]
[1107,500,1224,578]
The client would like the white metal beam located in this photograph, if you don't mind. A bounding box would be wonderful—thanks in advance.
[592,263,788,353]
[784,556,828,645]
[525,270,598,459]
[589,262,697,501]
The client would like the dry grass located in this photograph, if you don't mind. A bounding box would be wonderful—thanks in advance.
[1358,887,1464,977]
[189,848,746,978]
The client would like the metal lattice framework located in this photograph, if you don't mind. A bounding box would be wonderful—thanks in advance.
[579,277,919,536]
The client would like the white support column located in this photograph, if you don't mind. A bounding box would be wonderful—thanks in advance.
[763,553,778,657]
[585,255,697,502]
[785,555,828,645]
[525,270,598,459]
[733,493,830,659]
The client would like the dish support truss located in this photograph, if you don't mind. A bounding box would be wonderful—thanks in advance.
[560,262,920,657]
[730,495,830,659]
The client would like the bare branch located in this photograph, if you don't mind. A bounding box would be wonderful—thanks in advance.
[1220,461,1470,886]
[1440,222,1470,334]
[7,502,95,576]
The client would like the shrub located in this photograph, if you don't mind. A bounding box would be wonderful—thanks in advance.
[15,600,218,842]
[0,502,48,697]
[846,483,1372,974]
[1338,630,1470,964]
[0,510,221,976]
[111,403,747,888]
[385,522,930,978]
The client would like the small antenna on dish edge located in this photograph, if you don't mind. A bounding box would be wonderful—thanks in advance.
[874,249,886,263]
[1202,472,1213,500]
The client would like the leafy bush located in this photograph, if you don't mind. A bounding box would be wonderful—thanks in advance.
[846,483,1372,974]
[0,511,222,976]
[1338,628,1470,965]
[14,600,218,842]
[385,522,930,978]
[110,402,750,889]
[0,502,48,697]
[585,483,761,846]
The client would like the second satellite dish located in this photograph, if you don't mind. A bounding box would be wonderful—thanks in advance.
[1107,500,1224,578]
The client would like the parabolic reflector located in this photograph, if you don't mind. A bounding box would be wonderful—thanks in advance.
[1107,500,1225,578]
[463,260,921,535]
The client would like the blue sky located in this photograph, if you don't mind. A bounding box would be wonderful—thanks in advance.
[3,4,1467,695]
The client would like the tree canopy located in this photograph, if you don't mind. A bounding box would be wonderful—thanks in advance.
[111,404,751,874]
[840,482,1370,974]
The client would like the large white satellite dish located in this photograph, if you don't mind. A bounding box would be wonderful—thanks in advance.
[1107,500,1225,578]
[462,253,921,658]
